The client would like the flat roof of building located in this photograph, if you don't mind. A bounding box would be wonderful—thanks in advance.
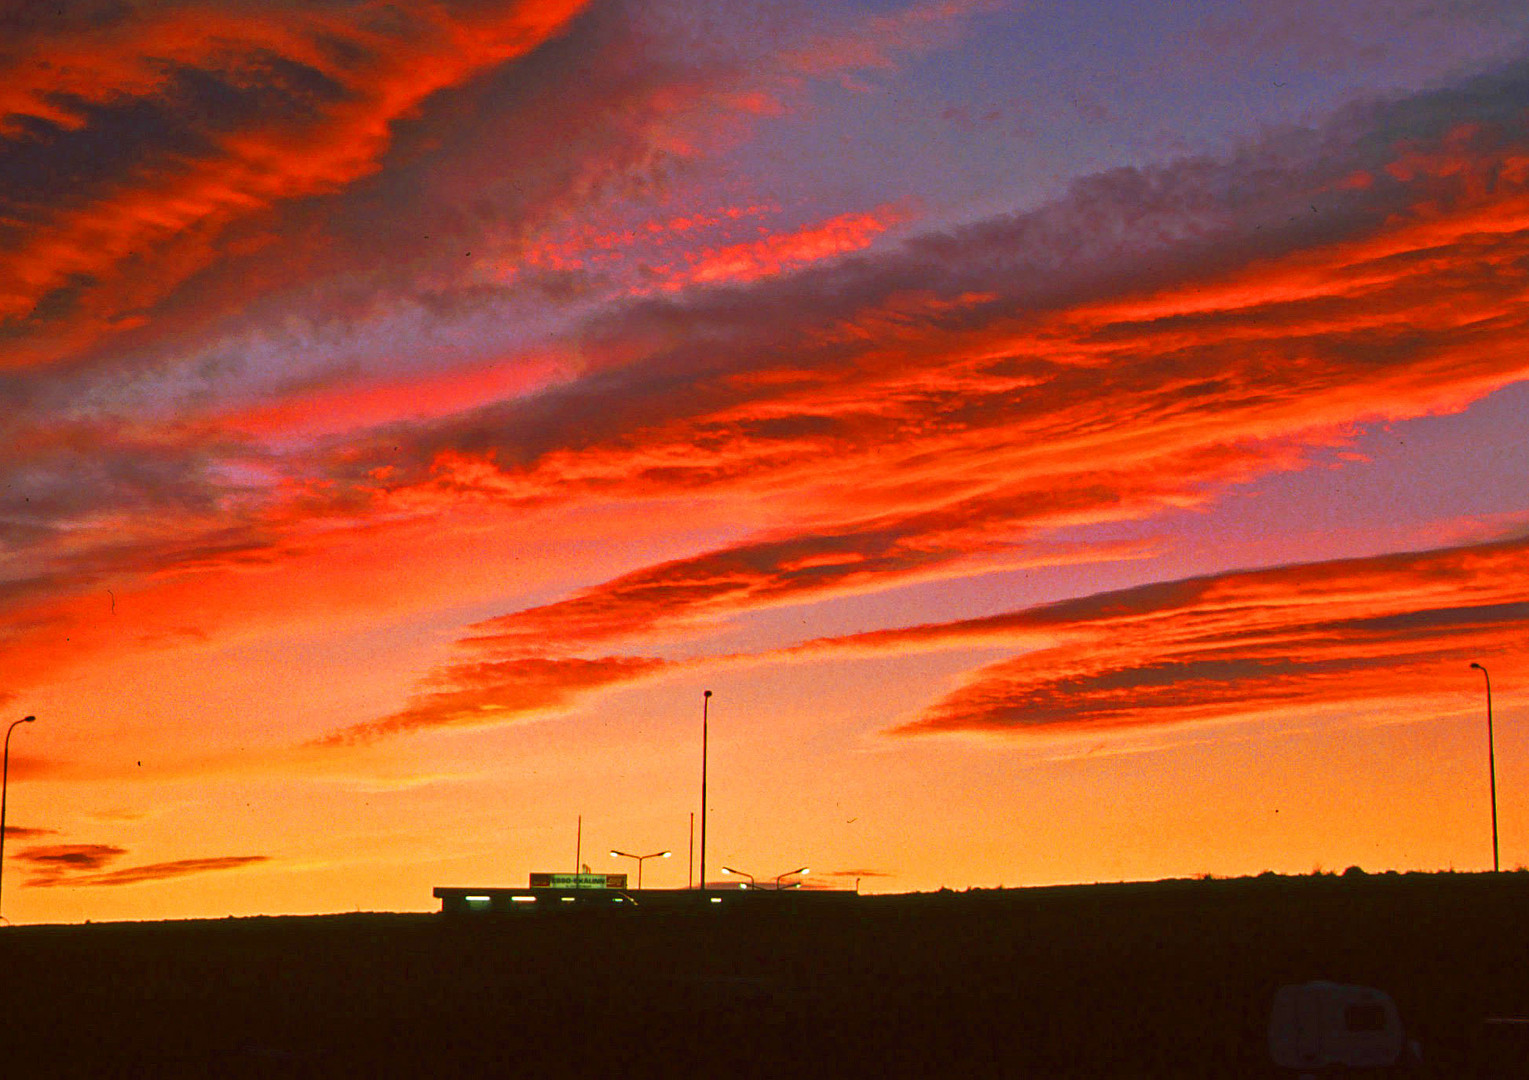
[433,886,858,913]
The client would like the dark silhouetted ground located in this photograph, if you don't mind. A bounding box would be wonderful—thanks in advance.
[2,871,1528,1077]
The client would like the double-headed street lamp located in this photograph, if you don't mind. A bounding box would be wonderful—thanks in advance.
[720,866,754,889]
[723,865,810,890]
[775,866,810,890]
[1,715,37,924]
[1471,662,1498,872]
[610,848,671,889]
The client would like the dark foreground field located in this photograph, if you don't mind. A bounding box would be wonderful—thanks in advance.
[2,872,1528,1078]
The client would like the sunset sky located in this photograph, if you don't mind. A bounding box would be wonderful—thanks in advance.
[3,0,1528,923]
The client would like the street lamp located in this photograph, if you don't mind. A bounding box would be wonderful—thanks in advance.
[700,690,711,894]
[610,849,671,889]
[1,715,36,924]
[720,866,754,889]
[774,866,810,890]
[1471,663,1498,872]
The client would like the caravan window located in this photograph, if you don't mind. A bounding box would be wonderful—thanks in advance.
[1344,1003,1387,1032]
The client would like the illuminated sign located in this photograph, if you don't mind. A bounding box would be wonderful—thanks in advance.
[528,873,627,889]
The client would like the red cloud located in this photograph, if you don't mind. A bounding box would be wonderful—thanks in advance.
[456,439,1307,652]
[671,206,909,289]
[336,103,1529,675]
[317,536,1527,747]
[880,536,1529,735]
[318,654,677,745]
[220,351,572,444]
[327,106,1529,737]
[0,0,591,364]
[8,57,1529,751]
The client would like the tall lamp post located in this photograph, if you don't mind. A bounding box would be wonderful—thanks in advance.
[774,866,810,890]
[720,866,754,889]
[700,690,711,893]
[1471,663,1498,872]
[610,848,670,889]
[1,715,36,923]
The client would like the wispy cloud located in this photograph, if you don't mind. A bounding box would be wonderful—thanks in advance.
[317,529,1527,746]
[44,856,272,889]
[879,536,1529,735]
[13,843,127,881]
[6,24,1529,774]
[0,0,592,363]
[14,842,270,888]
[1,825,58,840]
[666,206,909,289]
[275,60,1529,745]
[318,655,679,745]
[783,0,1004,82]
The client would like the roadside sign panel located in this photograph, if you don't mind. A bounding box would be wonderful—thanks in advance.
[528,872,627,889]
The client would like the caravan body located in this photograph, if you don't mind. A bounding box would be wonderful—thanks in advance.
[1268,981,1407,1071]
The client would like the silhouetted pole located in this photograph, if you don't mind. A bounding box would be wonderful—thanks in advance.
[1471,663,1498,872]
[688,812,694,889]
[0,715,36,923]
[700,691,711,894]
[721,866,754,889]
[610,849,670,889]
